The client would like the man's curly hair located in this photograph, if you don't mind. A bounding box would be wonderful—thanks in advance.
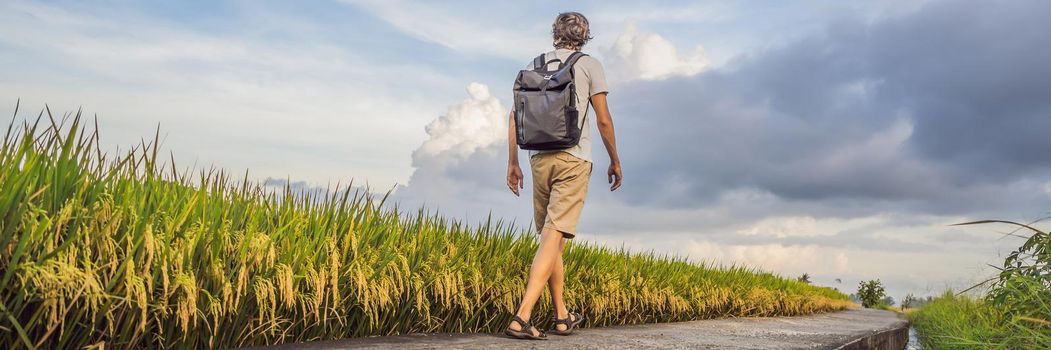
[552,12,593,50]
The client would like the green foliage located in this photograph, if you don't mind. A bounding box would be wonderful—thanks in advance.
[856,279,886,308]
[0,109,853,348]
[953,219,1051,319]
[909,292,1050,349]
[910,219,1051,348]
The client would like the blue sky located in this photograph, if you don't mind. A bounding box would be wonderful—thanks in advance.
[3,0,1050,300]
[1,0,921,187]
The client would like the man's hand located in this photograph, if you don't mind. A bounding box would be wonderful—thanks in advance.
[608,162,622,191]
[507,163,524,196]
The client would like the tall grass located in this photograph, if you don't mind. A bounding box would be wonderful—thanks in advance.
[909,219,1051,349]
[0,108,852,349]
[910,292,1050,349]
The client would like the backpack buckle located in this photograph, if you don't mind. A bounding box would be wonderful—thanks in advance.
[542,75,553,80]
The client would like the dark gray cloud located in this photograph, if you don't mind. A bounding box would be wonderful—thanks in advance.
[388,0,1051,288]
[610,0,1051,213]
[870,2,1051,179]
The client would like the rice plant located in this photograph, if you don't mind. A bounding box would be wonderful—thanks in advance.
[0,107,853,349]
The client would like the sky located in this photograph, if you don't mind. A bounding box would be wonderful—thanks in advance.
[2,0,1050,300]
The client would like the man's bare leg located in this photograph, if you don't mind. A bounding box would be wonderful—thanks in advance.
[507,227,564,335]
[547,237,571,331]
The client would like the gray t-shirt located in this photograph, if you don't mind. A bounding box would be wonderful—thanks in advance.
[523,48,609,163]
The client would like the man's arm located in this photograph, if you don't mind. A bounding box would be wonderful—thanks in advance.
[591,92,622,191]
[507,110,524,196]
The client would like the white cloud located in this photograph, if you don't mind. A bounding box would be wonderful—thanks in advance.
[340,0,547,60]
[736,215,885,238]
[684,241,851,275]
[391,82,529,222]
[601,22,711,81]
[414,83,507,165]
[587,3,733,24]
[344,1,713,82]
[0,0,459,189]
[576,212,1008,298]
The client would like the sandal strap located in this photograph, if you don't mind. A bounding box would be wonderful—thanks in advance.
[550,312,581,328]
[512,315,531,329]
[512,315,544,336]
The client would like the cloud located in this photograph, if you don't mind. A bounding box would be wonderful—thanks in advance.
[390,82,533,223]
[393,0,1051,299]
[602,22,711,81]
[0,0,460,189]
[586,3,733,24]
[580,214,1011,297]
[414,83,506,165]
[737,215,876,238]
[261,177,365,199]
[343,0,718,80]
[684,241,851,276]
[608,0,1051,212]
[340,0,548,60]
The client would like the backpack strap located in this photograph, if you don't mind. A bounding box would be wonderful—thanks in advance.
[561,52,591,113]
[534,52,588,71]
[533,53,559,71]
[559,52,588,70]
[535,53,569,71]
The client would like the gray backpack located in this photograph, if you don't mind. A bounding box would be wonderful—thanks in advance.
[513,52,588,150]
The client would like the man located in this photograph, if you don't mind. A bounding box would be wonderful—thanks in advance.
[504,11,622,340]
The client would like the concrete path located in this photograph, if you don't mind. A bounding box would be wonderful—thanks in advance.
[259,308,909,350]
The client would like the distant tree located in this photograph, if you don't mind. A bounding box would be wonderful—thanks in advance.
[857,279,887,308]
[882,296,895,307]
[797,273,811,284]
[901,293,918,310]
[847,293,862,304]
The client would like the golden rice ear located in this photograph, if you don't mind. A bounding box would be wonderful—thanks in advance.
[274,263,295,309]
[174,271,200,334]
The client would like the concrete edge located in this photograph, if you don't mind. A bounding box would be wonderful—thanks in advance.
[832,314,910,350]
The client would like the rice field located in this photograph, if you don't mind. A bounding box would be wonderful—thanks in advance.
[0,108,853,349]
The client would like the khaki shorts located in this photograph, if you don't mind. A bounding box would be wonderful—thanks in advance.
[530,151,593,239]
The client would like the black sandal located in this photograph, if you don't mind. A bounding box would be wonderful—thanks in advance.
[504,315,547,340]
[548,312,586,335]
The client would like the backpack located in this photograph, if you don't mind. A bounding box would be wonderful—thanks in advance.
[512,51,588,150]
